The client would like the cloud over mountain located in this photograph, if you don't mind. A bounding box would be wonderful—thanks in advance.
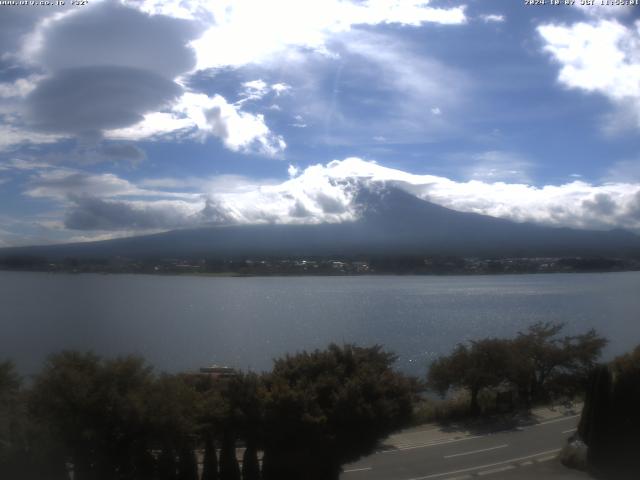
[16,158,639,240]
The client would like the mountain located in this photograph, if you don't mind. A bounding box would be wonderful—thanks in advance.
[1,187,639,261]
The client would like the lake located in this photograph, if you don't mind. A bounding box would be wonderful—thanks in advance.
[1,271,639,376]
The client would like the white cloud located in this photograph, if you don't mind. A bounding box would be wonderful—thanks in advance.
[237,80,292,105]
[128,0,213,20]
[288,164,300,178]
[0,158,54,171]
[272,83,292,96]
[240,79,269,102]
[461,150,534,183]
[11,158,640,239]
[25,170,148,200]
[202,157,640,232]
[24,168,198,201]
[106,92,286,156]
[0,123,66,152]
[63,196,204,231]
[0,76,42,99]
[0,0,467,155]
[191,0,467,69]
[480,14,504,23]
[538,19,640,129]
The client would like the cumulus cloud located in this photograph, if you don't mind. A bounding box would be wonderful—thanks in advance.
[239,80,270,102]
[237,80,293,105]
[64,195,202,231]
[198,157,640,232]
[538,19,640,130]
[106,92,286,156]
[0,0,469,155]
[191,0,467,69]
[13,158,640,238]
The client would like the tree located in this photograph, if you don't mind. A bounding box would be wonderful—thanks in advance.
[0,361,23,478]
[428,339,512,414]
[513,322,607,403]
[226,373,262,480]
[157,446,178,480]
[97,355,155,478]
[145,373,200,479]
[577,346,640,479]
[29,351,157,480]
[177,442,198,480]
[261,344,416,480]
[28,351,104,479]
[242,442,261,480]
[219,430,241,480]
[196,372,262,480]
[201,434,219,480]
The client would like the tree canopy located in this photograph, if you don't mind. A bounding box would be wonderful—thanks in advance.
[261,344,416,480]
[428,322,607,412]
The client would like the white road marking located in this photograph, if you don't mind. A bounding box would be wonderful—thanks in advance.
[532,415,579,427]
[444,476,472,480]
[519,461,533,466]
[405,448,561,480]
[384,435,484,453]
[343,467,372,473]
[562,428,577,434]
[477,465,516,476]
[444,444,508,459]
[536,455,557,463]
[392,414,579,453]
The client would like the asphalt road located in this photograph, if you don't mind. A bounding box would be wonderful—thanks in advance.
[340,414,588,480]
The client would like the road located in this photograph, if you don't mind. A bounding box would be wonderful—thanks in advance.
[340,409,590,480]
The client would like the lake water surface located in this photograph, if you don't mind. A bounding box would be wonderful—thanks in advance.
[1,271,639,376]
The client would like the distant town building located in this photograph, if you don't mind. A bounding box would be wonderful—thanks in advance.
[198,365,238,379]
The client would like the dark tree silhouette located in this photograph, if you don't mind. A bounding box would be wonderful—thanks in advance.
[261,344,415,480]
[428,323,608,413]
[178,443,198,480]
[513,322,607,404]
[219,430,241,480]
[428,339,512,414]
[578,346,640,479]
[158,446,178,480]
[242,441,261,480]
[29,352,160,480]
[201,434,219,480]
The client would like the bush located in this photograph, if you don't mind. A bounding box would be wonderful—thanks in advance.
[577,346,640,479]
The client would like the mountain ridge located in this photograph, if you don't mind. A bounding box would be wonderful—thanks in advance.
[1,187,639,261]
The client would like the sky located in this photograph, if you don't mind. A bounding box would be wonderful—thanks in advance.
[0,0,640,246]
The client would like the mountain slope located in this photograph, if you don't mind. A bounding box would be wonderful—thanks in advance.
[1,187,639,260]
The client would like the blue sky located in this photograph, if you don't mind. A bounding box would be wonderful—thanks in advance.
[0,0,639,246]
